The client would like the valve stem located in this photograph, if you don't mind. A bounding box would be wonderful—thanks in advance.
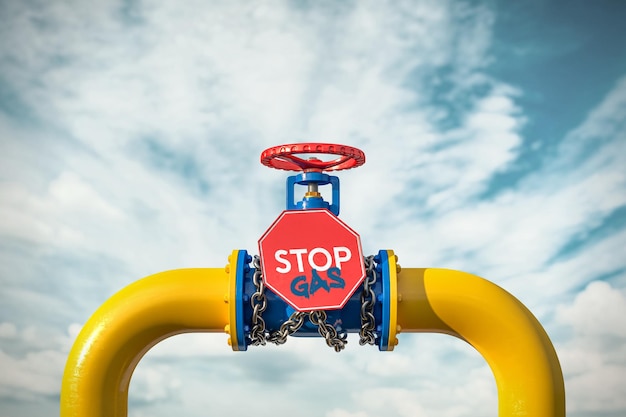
[305,183,322,199]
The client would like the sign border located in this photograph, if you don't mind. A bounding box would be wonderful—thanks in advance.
[258,209,365,311]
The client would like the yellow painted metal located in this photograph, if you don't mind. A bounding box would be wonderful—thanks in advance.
[60,263,564,417]
[397,268,565,417]
[60,268,229,417]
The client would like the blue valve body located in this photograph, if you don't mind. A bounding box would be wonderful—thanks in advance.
[232,249,393,351]
[239,163,395,350]
[287,172,340,216]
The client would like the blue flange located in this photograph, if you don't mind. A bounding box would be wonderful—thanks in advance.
[377,249,398,351]
[379,250,391,350]
[230,250,397,349]
[234,250,250,351]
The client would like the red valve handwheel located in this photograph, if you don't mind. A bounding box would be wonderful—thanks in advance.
[260,143,366,172]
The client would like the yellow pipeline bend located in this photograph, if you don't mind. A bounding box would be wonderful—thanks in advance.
[61,265,564,417]
[397,268,565,417]
[60,268,229,417]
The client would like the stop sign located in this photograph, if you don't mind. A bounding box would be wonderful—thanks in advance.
[258,209,365,311]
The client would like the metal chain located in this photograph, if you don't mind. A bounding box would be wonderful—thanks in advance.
[267,311,307,345]
[248,254,371,352]
[359,255,377,345]
[309,310,348,352]
[249,256,308,346]
[249,256,268,346]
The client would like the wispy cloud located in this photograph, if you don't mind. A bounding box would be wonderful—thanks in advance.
[1,1,625,416]
[555,280,626,412]
[0,322,78,401]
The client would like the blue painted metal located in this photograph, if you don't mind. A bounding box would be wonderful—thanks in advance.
[232,253,390,350]
[378,250,391,351]
[286,172,340,216]
[234,250,250,351]
[235,149,390,348]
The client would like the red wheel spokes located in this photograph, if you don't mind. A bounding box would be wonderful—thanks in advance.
[260,143,366,172]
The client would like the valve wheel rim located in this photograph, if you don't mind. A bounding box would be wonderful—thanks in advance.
[260,143,366,172]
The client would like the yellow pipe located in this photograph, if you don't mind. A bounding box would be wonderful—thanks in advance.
[60,266,564,417]
[60,268,229,417]
[397,268,565,417]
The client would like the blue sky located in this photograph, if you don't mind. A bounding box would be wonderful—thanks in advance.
[1,0,625,416]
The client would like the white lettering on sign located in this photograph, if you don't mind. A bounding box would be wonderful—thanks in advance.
[273,246,352,273]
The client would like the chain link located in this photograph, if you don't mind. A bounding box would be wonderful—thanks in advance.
[249,256,268,346]
[267,311,307,345]
[359,255,378,345]
[248,254,376,351]
[309,310,348,352]
[249,256,324,347]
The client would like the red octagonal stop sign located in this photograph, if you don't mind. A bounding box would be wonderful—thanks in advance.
[258,209,365,312]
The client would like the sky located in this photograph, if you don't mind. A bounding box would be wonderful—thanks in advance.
[0,0,625,416]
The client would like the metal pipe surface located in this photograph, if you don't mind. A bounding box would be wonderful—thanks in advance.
[60,268,229,417]
[60,267,564,417]
[396,268,565,417]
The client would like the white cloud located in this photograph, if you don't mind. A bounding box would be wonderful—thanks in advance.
[327,410,369,417]
[0,322,76,399]
[0,349,65,399]
[130,365,182,404]
[422,89,524,210]
[362,350,414,377]
[554,281,626,413]
[355,387,429,417]
[0,171,124,246]
[0,0,508,276]
[375,71,626,302]
[557,281,626,340]
[143,333,232,359]
[337,375,495,417]
[0,1,625,417]
[48,172,123,219]
[0,323,17,339]
[563,75,626,151]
